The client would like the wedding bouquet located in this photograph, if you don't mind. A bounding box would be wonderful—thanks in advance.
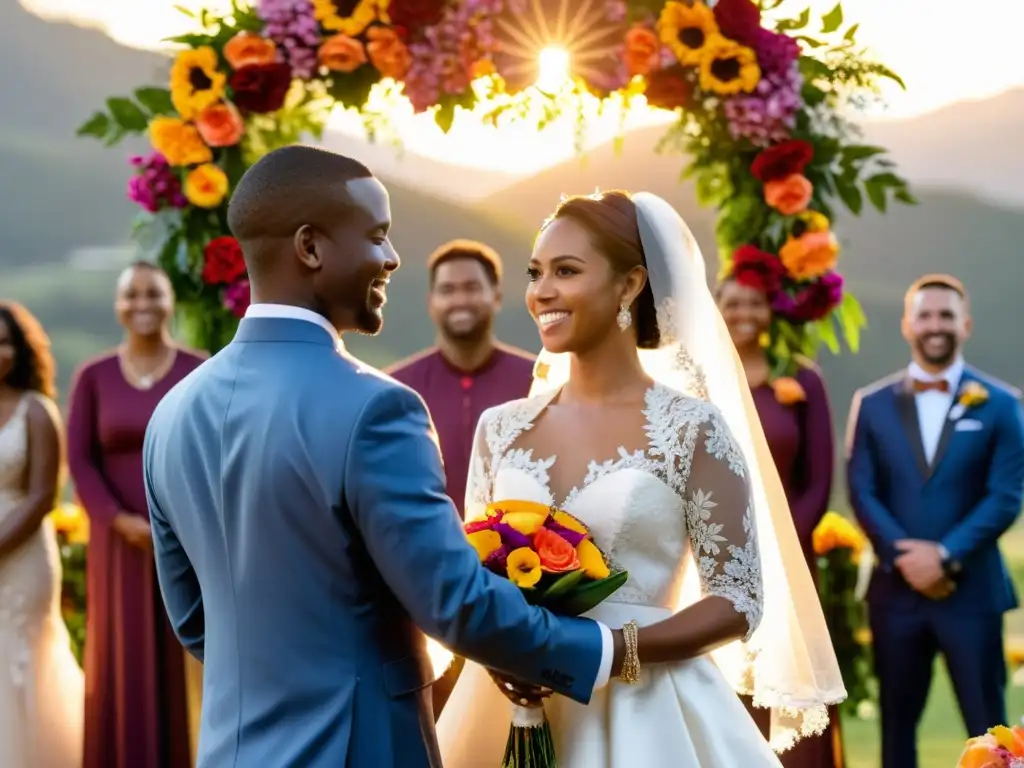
[465,500,628,768]
[957,725,1024,767]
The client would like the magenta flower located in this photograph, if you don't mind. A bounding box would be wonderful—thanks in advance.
[126,153,187,213]
[545,518,587,547]
[723,61,802,147]
[223,279,251,318]
[772,272,844,323]
[484,544,510,575]
[494,522,532,550]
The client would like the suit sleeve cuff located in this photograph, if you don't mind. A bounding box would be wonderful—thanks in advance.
[592,622,614,692]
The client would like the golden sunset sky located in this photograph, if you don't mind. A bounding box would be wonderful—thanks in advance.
[22,0,1024,173]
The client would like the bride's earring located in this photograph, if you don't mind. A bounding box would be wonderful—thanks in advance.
[617,302,632,331]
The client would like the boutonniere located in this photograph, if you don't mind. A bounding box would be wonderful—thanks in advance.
[949,381,989,421]
[771,376,807,406]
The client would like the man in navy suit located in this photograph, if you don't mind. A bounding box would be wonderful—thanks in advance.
[846,273,1024,767]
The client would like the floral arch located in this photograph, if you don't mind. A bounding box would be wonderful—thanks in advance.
[79,0,913,374]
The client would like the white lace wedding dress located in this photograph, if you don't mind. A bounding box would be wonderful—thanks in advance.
[437,383,782,767]
[0,395,84,767]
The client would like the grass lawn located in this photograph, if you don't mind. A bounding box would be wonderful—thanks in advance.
[841,525,1024,767]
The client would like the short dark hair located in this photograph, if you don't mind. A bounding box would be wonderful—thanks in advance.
[428,239,503,286]
[904,273,968,309]
[227,145,374,275]
[0,302,56,399]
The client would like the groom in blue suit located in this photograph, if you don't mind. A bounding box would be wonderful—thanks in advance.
[846,274,1024,768]
[142,147,619,767]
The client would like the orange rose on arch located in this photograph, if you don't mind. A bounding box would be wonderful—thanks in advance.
[223,31,277,69]
[624,26,660,77]
[780,230,839,280]
[318,34,367,72]
[533,527,581,573]
[366,26,412,80]
[196,102,245,147]
[764,173,813,215]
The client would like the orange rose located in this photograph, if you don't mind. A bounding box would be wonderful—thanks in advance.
[779,230,839,280]
[223,31,277,69]
[533,527,581,573]
[771,376,806,405]
[956,734,1002,768]
[623,26,660,77]
[366,26,412,81]
[764,173,813,215]
[196,102,245,147]
[318,34,367,73]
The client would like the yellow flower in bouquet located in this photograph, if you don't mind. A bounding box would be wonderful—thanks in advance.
[170,47,227,120]
[658,1,719,66]
[48,503,89,544]
[148,117,212,167]
[698,36,760,96]
[184,164,229,208]
[812,511,866,559]
[956,725,1024,767]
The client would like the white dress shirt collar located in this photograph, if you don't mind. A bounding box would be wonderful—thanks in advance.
[908,355,964,390]
[244,304,340,345]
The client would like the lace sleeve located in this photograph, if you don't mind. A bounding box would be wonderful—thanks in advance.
[685,405,764,640]
[464,408,495,520]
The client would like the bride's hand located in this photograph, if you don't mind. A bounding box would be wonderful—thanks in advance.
[486,669,552,707]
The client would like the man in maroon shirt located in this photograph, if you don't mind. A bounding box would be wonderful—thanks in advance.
[387,239,535,519]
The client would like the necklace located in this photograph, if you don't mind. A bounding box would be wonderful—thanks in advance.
[119,345,176,390]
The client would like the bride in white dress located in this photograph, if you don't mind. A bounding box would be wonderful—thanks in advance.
[0,302,84,767]
[434,192,846,766]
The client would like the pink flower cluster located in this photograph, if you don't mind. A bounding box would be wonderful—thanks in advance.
[258,0,319,79]
[126,153,187,213]
[403,0,502,113]
[723,29,802,147]
[223,279,251,318]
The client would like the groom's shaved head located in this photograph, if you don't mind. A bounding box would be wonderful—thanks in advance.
[228,145,374,282]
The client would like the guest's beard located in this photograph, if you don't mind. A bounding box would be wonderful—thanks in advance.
[441,314,491,345]
[915,331,958,367]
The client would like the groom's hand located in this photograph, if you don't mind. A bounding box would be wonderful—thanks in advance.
[486,669,552,707]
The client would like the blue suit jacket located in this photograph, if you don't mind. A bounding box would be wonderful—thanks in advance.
[143,317,604,768]
[846,365,1024,614]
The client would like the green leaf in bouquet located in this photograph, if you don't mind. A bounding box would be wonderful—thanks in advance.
[539,570,585,602]
[550,570,629,617]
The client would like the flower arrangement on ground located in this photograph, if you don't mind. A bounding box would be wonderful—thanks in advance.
[811,510,874,717]
[465,499,627,768]
[77,0,910,360]
[957,725,1024,768]
[49,503,89,664]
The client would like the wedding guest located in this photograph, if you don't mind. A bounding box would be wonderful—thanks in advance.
[67,262,206,768]
[387,239,535,518]
[0,302,84,767]
[717,276,843,768]
[847,274,1024,768]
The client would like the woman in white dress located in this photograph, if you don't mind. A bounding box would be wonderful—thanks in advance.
[0,302,84,767]
[435,192,846,766]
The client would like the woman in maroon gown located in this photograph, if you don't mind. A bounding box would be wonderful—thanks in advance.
[717,277,843,768]
[67,262,206,768]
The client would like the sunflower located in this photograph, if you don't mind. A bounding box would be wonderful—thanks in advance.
[698,36,760,95]
[658,1,719,66]
[169,47,227,120]
[312,0,389,36]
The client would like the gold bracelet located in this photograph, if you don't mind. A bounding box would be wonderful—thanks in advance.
[619,620,640,684]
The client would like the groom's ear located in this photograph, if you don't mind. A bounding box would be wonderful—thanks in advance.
[294,224,322,270]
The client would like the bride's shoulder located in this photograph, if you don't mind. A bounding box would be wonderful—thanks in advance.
[477,392,549,430]
[649,383,727,427]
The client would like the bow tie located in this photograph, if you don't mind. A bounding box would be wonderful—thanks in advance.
[911,378,950,394]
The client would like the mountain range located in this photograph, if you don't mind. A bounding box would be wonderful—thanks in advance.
[4,0,1024,427]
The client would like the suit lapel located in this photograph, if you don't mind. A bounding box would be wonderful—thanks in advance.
[894,376,930,478]
[930,368,971,475]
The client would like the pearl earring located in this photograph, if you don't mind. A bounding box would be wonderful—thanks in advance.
[617,302,632,331]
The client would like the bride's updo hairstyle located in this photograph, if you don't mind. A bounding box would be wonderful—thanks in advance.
[545,191,662,349]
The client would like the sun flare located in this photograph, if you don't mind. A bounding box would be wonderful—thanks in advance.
[535,47,572,92]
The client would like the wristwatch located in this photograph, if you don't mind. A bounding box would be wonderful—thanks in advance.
[937,543,961,576]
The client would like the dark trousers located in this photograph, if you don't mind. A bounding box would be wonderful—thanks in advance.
[870,605,1006,768]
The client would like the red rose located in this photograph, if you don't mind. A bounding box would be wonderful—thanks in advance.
[732,244,786,295]
[229,62,293,114]
[387,0,446,31]
[750,139,814,183]
[202,236,247,285]
[712,0,762,46]
[644,66,693,111]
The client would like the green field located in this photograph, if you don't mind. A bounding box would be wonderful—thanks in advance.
[842,525,1024,767]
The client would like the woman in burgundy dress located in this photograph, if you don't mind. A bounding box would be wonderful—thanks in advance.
[67,262,206,768]
[717,276,844,768]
